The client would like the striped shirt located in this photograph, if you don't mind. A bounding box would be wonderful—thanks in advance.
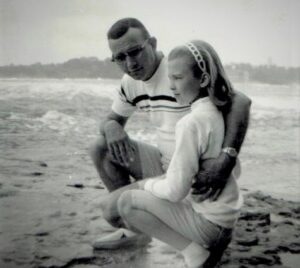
[112,57,190,165]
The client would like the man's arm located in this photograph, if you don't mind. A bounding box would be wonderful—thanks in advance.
[100,110,135,167]
[192,90,251,200]
[222,90,251,152]
[100,110,128,135]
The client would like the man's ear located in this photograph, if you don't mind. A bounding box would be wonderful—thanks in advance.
[149,37,157,50]
[200,73,210,88]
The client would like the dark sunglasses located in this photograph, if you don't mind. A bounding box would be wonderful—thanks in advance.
[111,39,149,63]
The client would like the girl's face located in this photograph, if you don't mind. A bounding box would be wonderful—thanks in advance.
[168,55,201,105]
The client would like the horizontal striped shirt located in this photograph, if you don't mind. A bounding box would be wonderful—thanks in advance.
[112,57,190,165]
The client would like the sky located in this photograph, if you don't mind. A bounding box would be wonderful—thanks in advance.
[0,0,299,67]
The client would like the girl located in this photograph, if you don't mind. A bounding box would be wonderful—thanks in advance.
[117,40,243,268]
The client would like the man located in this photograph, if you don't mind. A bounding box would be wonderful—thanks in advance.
[90,18,251,254]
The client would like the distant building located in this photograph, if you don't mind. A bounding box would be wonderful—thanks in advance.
[225,65,249,83]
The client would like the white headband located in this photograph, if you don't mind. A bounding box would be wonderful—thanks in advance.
[184,42,207,74]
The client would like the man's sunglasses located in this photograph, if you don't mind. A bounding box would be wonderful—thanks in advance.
[111,39,149,63]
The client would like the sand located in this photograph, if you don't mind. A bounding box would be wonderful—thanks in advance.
[0,171,299,268]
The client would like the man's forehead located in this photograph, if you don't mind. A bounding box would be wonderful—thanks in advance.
[108,28,146,53]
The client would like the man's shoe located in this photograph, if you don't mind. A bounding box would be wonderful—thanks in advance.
[93,228,151,250]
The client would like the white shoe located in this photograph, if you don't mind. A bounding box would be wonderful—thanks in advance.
[93,228,151,250]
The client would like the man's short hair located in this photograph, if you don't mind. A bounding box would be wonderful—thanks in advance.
[107,18,150,40]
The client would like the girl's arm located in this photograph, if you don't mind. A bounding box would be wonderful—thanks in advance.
[144,120,206,202]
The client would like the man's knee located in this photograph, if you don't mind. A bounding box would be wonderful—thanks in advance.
[89,135,107,163]
[100,198,122,227]
[101,203,114,223]
[99,201,109,220]
[117,190,135,220]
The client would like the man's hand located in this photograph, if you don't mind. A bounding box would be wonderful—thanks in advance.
[191,153,236,201]
[104,121,135,167]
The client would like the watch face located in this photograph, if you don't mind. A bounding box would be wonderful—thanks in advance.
[230,149,238,157]
[224,148,238,157]
[228,148,234,154]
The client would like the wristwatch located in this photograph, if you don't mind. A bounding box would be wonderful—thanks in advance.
[222,147,238,158]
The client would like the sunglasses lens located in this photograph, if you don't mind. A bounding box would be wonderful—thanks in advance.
[127,47,143,57]
[114,53,126,62]
[113,40,148,63]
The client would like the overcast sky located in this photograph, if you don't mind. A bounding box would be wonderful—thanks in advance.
[1,0,299,67]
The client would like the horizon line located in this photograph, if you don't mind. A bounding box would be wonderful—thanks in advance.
[1,56,300,69]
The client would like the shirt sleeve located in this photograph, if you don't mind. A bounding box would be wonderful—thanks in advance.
[144,118,208,202]
[111,77,137,117]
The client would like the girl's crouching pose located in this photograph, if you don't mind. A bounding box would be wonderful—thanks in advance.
[117,40,243,268]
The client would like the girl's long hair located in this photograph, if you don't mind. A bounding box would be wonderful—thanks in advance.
[169,40,234,109]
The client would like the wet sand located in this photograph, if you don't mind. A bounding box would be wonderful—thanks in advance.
[0,169,299,268]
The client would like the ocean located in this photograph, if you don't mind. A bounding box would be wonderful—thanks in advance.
[0,78,299,201]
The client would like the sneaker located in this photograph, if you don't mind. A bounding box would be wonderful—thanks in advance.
[93,228,151,250]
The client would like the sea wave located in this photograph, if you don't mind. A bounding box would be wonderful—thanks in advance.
[0,79,299,200]
[37,110,77,130]
[0,79,119,101]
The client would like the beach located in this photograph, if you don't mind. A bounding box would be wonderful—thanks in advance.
[0,79,299,268]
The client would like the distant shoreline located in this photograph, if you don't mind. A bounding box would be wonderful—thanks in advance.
[1,77,299,87]
[1,57,299,85]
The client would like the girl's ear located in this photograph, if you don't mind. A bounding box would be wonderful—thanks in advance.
[199,73,210,88]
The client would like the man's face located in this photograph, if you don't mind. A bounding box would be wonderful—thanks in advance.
[108,28,157,81]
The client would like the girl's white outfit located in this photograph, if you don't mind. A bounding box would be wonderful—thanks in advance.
[132,97,243,247]
[145,97,243,228]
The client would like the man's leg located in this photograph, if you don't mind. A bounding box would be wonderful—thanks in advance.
[90,136,164,247]
[90,134,133,192]
[90,134,163,215]
[90,134,144,228]
[90,134,161,189]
